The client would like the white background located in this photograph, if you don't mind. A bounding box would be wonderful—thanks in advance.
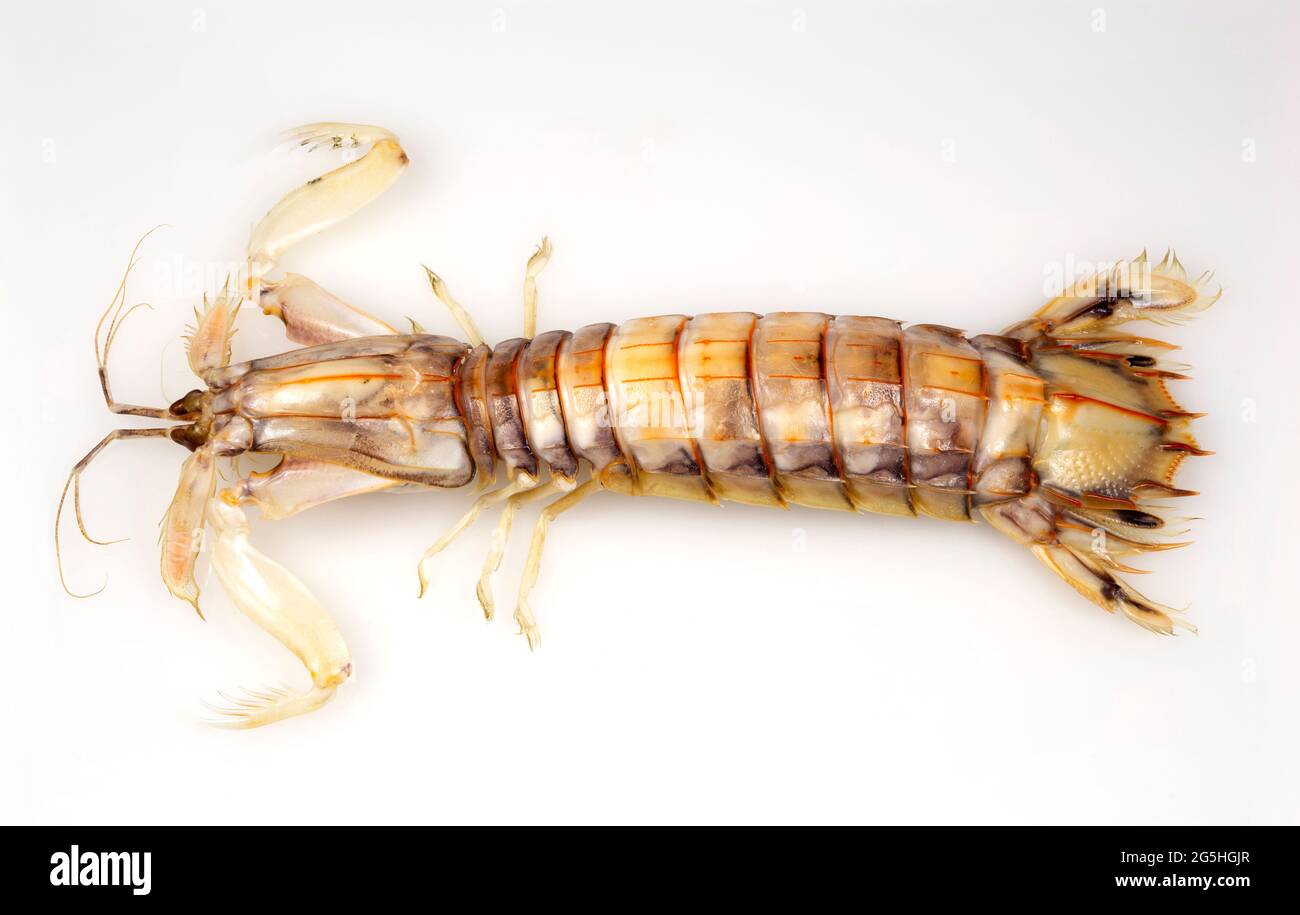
[2,0,1297,825]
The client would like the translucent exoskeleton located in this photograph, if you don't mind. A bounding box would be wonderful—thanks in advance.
[56,123,1218,728]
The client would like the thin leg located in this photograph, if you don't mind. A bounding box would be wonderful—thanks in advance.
[416,475,532,597]
[513,479,601,650]
[522,236,551,339]
[246,123,409,290]
[260,273,396,346]
[423,267,485,347]
[475,476,572,620]
[203,492,353,728]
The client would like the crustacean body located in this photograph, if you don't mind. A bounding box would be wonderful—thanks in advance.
[57,124,1218,727]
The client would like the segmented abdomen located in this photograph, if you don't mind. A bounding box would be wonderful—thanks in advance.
[458,313,1048,521]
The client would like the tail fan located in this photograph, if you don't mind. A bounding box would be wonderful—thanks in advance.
[984,250,1219,634]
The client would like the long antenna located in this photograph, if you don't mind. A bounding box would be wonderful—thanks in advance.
[55,428,171,598]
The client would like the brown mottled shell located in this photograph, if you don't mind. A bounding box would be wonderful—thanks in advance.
[901,324,986,521]
[517,330,578,479]
[212,335,473,487]
[485,338,538,479]
[824,316,912,517]
[678,312,781,508]
[455,343,497,486]
[555,322,629,490]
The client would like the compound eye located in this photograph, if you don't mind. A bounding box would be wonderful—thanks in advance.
[169,426,199,451]
[169,389,205,418]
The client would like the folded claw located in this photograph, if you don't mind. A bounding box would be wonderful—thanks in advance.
[280,122,397,153]
[249,123,409,286]
[203,494,353,727]
[202,684,338,729]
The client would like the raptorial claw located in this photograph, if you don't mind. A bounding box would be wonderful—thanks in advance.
[201,494,353,726]
[202,684,338,729]
[248,124,409,284]
[280,122,397,153]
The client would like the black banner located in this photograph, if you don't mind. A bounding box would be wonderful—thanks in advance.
[0,827,1283,899]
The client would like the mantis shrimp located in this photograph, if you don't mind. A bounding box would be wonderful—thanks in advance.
[56,123,1218,728]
